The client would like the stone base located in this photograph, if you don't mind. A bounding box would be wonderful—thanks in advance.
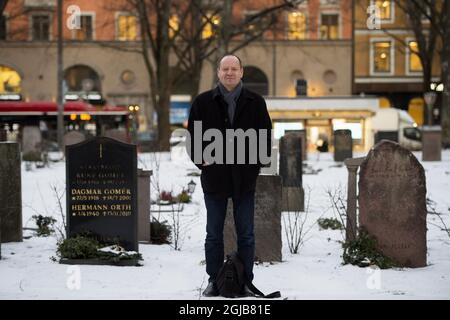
[59,258,142,266]
[282,186,304,212]
[422,126,442,161]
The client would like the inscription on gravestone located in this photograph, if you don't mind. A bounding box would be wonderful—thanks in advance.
[66,137,138,251]
[358,140,427,267]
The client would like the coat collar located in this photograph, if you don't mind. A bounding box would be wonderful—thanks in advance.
[213,85,255,123]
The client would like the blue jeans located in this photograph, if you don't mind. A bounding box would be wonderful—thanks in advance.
[204,191,255,282]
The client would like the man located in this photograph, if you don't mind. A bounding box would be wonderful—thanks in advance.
[187,55,272,297]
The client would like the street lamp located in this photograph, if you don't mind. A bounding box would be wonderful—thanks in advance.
[424,91,437,126]
[187,180,197,194]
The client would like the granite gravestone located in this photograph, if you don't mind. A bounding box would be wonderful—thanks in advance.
[224,175,282,262]
[279,132,304,212]
[358,140,427,267]
[0,142,22,243]
[334,129,353,162]
[66,137,138,251]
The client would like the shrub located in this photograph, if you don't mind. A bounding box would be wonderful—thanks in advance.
[342,228,397,269]
[176,190,191,203]
[150,218,172,244]
[57,236,100,259]
[318,218,344,230]
[32,215,57,236]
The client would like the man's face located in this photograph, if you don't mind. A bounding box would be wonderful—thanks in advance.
[217,56,243,91]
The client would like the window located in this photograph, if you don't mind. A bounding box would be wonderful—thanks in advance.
[372,41,392,73]
[117,14,137,41]
[287,11,306,40]
[169,14,179,39]
[320,14,338,39]
[202,12,220,39]
[408,41,422,73]
[73,15,93,40]
[0,14,6,40]
[374,0,393,21]
[0,66,22,93]
[32,14,50,40]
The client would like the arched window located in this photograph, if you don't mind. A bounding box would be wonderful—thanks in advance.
[243,66,268,96]
[0,65,22,93]
[64,65,101,93]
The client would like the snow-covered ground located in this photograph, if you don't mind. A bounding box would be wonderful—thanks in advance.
[1,147,449,300]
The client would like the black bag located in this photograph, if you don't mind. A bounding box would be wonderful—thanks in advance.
[216,252,281,299]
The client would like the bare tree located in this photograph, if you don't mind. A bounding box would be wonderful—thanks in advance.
[402,0,450,146]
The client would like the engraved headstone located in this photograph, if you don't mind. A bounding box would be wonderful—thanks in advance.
[66,137,138,251]
[285,129,307,161]
[0,142,23,243]
[334,129,353,162]
[224,175,282,262]
[279,132,304,211]
[358,140,427,267]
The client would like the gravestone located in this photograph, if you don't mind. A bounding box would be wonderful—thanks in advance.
[285,129,307,161]
[63,131,86,149]
[0,142,23,243]
[104,129,129,144]
[224,175,282,262]
[279,132,304,212]
[421,126,442,161]
[138,169,152,243]
[22,126,42,154]
[260,146,278,175]
[334,129,353,162]
[0,128,7,142]
[66,137,138,251]
[374,131,398,144]
[358,140,427,267]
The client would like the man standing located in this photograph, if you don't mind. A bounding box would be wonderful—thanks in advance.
[187,55,272,297]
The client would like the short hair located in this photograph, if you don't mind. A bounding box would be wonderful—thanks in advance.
[217,54,243,70]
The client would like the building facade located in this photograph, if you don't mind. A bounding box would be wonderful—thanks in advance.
[353,0,442,125]
[1,0,353,136]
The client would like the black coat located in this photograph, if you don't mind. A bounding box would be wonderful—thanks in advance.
[187,86,272,197]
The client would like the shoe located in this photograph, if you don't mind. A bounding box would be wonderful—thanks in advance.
[241,285,255,297]
[202,281,219,297]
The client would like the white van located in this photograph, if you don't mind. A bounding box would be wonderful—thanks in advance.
[369,108,422,150]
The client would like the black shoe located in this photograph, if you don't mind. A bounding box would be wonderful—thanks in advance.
[241,285,255,297]
[202,281,219,297]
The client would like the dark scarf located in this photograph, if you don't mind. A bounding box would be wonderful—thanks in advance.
[218,80,243,125]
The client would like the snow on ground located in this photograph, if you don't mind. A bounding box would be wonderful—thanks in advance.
[0,146,449,300]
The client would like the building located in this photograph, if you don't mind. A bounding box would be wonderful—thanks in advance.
[353,0,442,125]
[1,0,354,136]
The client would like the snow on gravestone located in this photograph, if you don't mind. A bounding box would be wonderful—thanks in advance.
[0,142,22,243]
[66,137,138,251]
[224,175,282,262]
[358,140,427,267]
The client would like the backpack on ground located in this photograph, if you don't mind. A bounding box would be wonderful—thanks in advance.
[216,251,281,299]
